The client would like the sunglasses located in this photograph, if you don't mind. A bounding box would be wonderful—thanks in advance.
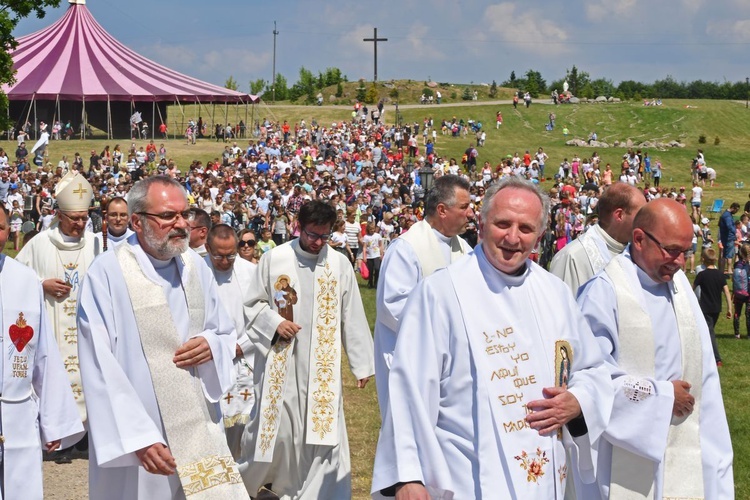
[239,239,256,248]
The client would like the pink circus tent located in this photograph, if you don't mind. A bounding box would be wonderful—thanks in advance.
[3,0,260,138]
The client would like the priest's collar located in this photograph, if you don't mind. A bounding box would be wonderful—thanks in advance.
[146,252,175,270]
[431,226,452,243]
[476,244,530,289]
[61,231,81,243]
[624,245,670,293]
[593,224,626,255]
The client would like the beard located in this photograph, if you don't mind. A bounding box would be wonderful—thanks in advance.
[141,222,189,260]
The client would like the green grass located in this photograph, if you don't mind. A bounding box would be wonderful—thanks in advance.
[20,98,750,498]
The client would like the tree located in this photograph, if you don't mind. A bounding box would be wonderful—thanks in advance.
[266,74,288,101]
[356,80,367,102]
[365,82,378,104]
[335,81,343,98]
[566,65,590,96]
[462,87,472,101]
[250,78,267,95]
[224,75,239,91]
[0,1,62,128]
[489,80,498,98]
[524,70,546,98]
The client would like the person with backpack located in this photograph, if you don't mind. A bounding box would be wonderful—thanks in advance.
[732,243,750,338]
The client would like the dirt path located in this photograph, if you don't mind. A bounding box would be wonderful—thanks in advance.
[43,453,88,499]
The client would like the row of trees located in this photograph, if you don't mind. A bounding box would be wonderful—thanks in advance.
[226,67,347,103]
[503,66,750,101]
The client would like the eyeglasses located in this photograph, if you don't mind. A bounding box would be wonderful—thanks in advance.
[137,210,192,226]
[302,229,331,242]
[210,253,237,262]
[641,229,691,258]
[59,212,88,224]
[238,239,256,248]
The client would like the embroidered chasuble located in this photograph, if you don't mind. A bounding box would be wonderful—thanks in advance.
[240,240,374,499]
[16,226,98,422]
[116,245,246,499]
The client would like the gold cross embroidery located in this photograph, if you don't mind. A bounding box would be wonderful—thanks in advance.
[240,389,251,401]
[189,462,213,489]
[224,393,233,404]
[72,182,88,199]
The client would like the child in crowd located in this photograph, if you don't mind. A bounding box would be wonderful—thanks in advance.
[694,248,732,366]
[732,244,750,339]
[362,222,384,289]
[257,228,276,254]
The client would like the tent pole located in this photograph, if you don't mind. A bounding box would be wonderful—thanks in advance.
[81,97,86,140]
[245,101,248,138]
[107,96,111,140]
[23,95,34,141]
[151,101,155,141]
[56,95,61,139]
[156,104,165,140]
[33,98,37,141]
[211,103,215,140]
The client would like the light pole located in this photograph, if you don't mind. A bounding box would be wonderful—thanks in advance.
[272,21,279,103]
[746,77,748,109]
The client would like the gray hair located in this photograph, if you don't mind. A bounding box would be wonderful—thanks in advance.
[424,175,471,217]
[481,177,551,232]
[127,176,187,217]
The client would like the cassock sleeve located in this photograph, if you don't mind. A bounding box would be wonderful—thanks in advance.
[193,262,238,402]
[77,266,167,467]
[375,238,421,335]
[577,275,674,463]
[372,277,454,498]
[33,281,85,447]
[339,260,374,380]
[244,252,284,344]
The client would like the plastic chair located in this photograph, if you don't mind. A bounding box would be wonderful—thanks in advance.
[708,199,724,218]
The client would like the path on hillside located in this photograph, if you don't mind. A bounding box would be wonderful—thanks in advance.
[267,99,556,111]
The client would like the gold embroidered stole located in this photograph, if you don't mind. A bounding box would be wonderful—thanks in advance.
[606,257,704,499]
[116,245,246,498]
[253,242,342,463]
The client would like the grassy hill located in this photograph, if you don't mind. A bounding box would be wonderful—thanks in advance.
[22,98,750,498]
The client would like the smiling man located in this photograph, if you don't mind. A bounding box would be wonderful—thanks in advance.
[93,197,134,251]
[372,177,612,499]
[576,198,733,499]
[240,200,374,499]
[76,176,246,499]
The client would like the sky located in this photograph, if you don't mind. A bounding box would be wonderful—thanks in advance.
[12,0,750,93]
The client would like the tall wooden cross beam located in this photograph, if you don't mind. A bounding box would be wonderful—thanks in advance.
[363,28,387,82]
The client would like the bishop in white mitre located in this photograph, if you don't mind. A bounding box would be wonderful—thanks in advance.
[372,178,613,499]
[204,224,258,460]
[77,176,246,500]
[240,200,374,499]
[577,199,733,499]
[0,207,84,500]
[16,171,98,425]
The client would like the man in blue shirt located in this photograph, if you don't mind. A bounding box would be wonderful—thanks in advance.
[719,202,740,273]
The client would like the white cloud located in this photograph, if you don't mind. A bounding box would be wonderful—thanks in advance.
[146,42,198,69]
[403,22,446,61]
[585,0,638,23]
[484,3,568,55]
[202,49,271,75]
[707,18,750,42]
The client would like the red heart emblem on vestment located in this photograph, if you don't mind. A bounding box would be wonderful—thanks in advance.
[9,313,33,352]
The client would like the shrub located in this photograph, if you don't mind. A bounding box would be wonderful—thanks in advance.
[450,91,457,100]
[422,88,434,98]
[714,136,721,146]
[698,134,707,144]
[462,88,472,100]
[365,83,378,104]
[335,82,343,98]
[389,88,399,99]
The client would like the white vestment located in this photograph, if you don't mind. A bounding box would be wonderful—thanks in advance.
[77,236,239,500]
[372,246,612,499]
[0,255,84,500]
[92,228,135,252]
[239,240,374,499]
[577,251,734,499]
[373,220,470,416]
[549,224,625,295]
[205,255,257,459]
[16,225,99,422]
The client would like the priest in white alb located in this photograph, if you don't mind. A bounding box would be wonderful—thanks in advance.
[204,223,257,459]
[92,196,134,252]
[240,200,374,499]
[374,174,472,417]
[0,205,84,500]
[76,176,247,499]
[372,177,613,499]
[16,171,97,451]
[577,198,733,499]
[550,182,645,295]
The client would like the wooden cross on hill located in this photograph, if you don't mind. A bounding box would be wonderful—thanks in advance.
[363,28,387,82]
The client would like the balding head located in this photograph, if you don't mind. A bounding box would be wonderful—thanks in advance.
[631,198,693,283]
[597,182,646,244]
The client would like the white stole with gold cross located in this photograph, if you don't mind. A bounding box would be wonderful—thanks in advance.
[448,247,567,499]
[253,241,342,463]
[116,245,246,499]
[606,256,704,500]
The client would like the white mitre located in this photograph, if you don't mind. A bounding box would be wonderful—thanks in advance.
[56,171,93,211]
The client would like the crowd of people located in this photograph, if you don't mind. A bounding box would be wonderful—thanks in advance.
[0,106,743,500]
